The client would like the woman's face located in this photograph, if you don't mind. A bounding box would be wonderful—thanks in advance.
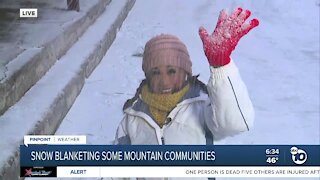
[147,65,187,94]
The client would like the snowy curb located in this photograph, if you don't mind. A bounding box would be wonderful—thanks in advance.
[0,0,111,115]
[0,0,136,179]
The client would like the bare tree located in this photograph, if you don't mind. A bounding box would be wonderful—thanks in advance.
[67,0,80,12]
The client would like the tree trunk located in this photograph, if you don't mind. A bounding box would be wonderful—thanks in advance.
[67,0,80,12]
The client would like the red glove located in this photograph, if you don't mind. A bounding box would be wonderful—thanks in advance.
[199,7,259,67]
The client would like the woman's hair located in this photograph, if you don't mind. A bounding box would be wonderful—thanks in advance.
[122,79,147,111]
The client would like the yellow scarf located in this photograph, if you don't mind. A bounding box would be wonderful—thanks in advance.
[141,84,190,127]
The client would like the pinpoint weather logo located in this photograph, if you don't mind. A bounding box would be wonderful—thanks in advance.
[290,146,308,165]
[21,167,53,177]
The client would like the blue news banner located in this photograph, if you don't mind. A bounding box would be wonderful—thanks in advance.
[20,145,319,167]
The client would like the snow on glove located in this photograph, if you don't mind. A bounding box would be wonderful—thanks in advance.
[199,7,259,67]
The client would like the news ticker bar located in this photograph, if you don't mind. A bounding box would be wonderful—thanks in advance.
[20,166,320,178]
[20,145,320,166]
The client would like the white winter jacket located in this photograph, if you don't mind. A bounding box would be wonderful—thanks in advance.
[114,61,254,145]
[112,61,254,180]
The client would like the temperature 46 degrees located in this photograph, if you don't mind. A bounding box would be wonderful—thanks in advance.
[266,157,279,164]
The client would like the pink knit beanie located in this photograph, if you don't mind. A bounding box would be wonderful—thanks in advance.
[143,34,192,76]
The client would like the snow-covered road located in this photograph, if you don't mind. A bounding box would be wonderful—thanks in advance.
[57,0,319,145]
[49,0,319,179]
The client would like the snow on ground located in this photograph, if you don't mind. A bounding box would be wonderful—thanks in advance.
[0,0,100,79]
[57,0,320,145]
[51,0,319,179]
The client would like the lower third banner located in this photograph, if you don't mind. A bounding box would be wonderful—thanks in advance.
[20,145,320,178]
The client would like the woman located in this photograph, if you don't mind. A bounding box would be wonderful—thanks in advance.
[114,7,259,145]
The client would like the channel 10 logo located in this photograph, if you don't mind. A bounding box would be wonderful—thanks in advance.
[290,146,307,165]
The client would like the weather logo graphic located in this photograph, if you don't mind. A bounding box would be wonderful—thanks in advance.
[20,167,56,177]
